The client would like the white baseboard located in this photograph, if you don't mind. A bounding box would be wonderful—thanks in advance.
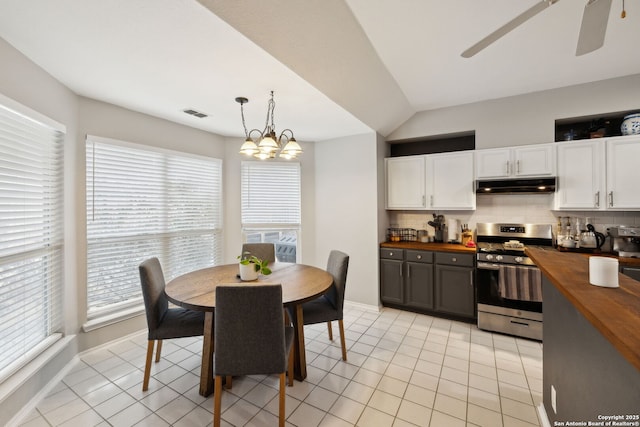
[537,402,551,427]
[344,300,381,313]
[6,354,79,427]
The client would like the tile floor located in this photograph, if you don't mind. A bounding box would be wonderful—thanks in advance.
[18,306,544,426]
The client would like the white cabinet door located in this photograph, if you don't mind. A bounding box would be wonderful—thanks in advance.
[476,144,556,179]
[427,151,476,210]
[555,140,605,210]
[385,156,426,209]
[513,144,556,177]
[606,136,640,209]
[475,148,511,179]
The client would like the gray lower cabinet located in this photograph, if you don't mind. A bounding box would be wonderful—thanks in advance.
[620,266,640,281]
[434,252,475,318]
[406,250,434,310]
[380,249,404,304]
[380,248,475,319]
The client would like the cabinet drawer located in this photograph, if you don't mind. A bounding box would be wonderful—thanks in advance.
[380,248,404,260]
[435,252,474,267]
[406,250,433,263]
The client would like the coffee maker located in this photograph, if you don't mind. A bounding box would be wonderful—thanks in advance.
[428,214,446,243]
[609,226,640,258]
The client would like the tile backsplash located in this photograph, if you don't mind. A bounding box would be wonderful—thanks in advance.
[388,193,640,250]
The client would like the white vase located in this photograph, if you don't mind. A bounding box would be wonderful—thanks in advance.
[239,262,259,281]
[621,113,640,136]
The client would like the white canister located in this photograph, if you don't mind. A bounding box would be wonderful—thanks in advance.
[588,256,619,288]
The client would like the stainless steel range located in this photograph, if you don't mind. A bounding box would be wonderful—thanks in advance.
[476,223,553,341]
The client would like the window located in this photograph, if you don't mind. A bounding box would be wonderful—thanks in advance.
[86,136,222,319]
[241,161,301,263]
[0,96,64,380]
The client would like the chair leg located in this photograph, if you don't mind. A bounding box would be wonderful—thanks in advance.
[155,339,163,363]
[278,372,286,427]
[287,342,294,386]
[225,375,232,389]
[214,375,223,427]
[338,320,347,361]
[327,321,333,340]
[142,340,154,391]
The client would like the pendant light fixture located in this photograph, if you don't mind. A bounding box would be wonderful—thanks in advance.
[236,91,302,160]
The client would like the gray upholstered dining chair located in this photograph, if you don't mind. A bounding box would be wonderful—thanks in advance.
[295,250,350,361]
[241,242,276,263]
[139,257,205,391]
[213,284,293,427]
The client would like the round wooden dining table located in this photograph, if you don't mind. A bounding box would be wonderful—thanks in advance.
[164,262,333,397]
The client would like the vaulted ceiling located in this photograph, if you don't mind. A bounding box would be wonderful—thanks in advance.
[1,0,638,141]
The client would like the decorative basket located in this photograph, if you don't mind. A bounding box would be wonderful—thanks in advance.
[387,228,417,242]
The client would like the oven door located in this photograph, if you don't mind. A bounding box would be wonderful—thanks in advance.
[476,262,542,313]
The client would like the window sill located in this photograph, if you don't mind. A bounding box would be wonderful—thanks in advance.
[82,305,145,332]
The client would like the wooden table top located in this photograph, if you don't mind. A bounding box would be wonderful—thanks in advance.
[165,263,334,311]
[526,247,640,371]
[380,241,477,254]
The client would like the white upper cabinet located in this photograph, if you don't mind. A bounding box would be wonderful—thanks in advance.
[555,140,606,210]
[385,156,426,209]
[556,136,640,211]
[426,151,476,210]
[606,136,640,210]
[476,143,556,179]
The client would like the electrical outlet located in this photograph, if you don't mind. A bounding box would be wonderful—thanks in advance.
[551,385,557,414]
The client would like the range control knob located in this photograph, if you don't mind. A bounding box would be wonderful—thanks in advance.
[496,255,504,261]
[514,256,524,263]
[485,254,494,261]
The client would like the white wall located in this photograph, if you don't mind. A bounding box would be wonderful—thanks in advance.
[385,73,640,246]
[222,137,317,265]
[0,37,228,425]
[314,132,381,308]
[0,37,80,427]
[75,98,226,351]
[388,74,640,149]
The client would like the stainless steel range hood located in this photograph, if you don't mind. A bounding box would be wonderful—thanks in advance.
[476,177,556,194]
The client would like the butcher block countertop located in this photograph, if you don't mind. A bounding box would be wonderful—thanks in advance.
[380,241,477,254]
[526,247,640,371]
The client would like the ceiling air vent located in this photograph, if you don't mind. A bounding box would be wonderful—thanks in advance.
[183,108,208,118]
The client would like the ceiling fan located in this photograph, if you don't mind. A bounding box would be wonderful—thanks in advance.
[461,0,624,58]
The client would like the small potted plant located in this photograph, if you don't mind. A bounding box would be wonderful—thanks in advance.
[237,251,272,281]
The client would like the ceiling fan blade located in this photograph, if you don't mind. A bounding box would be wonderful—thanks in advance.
[575,0,612,56]
[461,0,558,58]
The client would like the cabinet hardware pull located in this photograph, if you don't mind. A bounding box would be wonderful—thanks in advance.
[452,257,457,262]
[416,255,422,260]
[399,265,402,277]
[430,195,433,206]
[609,191,614,207]
[595,191,600,207]
[469,270,473,285]
[389,252,393,256]
[510,319,530,327]
[407,265,410,278]
[505,161,509,175]
[422,195,425,206]
[516,160,520,174]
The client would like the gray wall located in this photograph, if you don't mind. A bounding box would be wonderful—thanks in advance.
[389,74,640,149]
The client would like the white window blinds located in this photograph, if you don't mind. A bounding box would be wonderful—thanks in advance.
[0,99,64,379]
[86,136,222,318]
[241,161,301,226]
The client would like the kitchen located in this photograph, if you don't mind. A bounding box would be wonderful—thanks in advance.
[381,126,640,424]
[2,1,640,426]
